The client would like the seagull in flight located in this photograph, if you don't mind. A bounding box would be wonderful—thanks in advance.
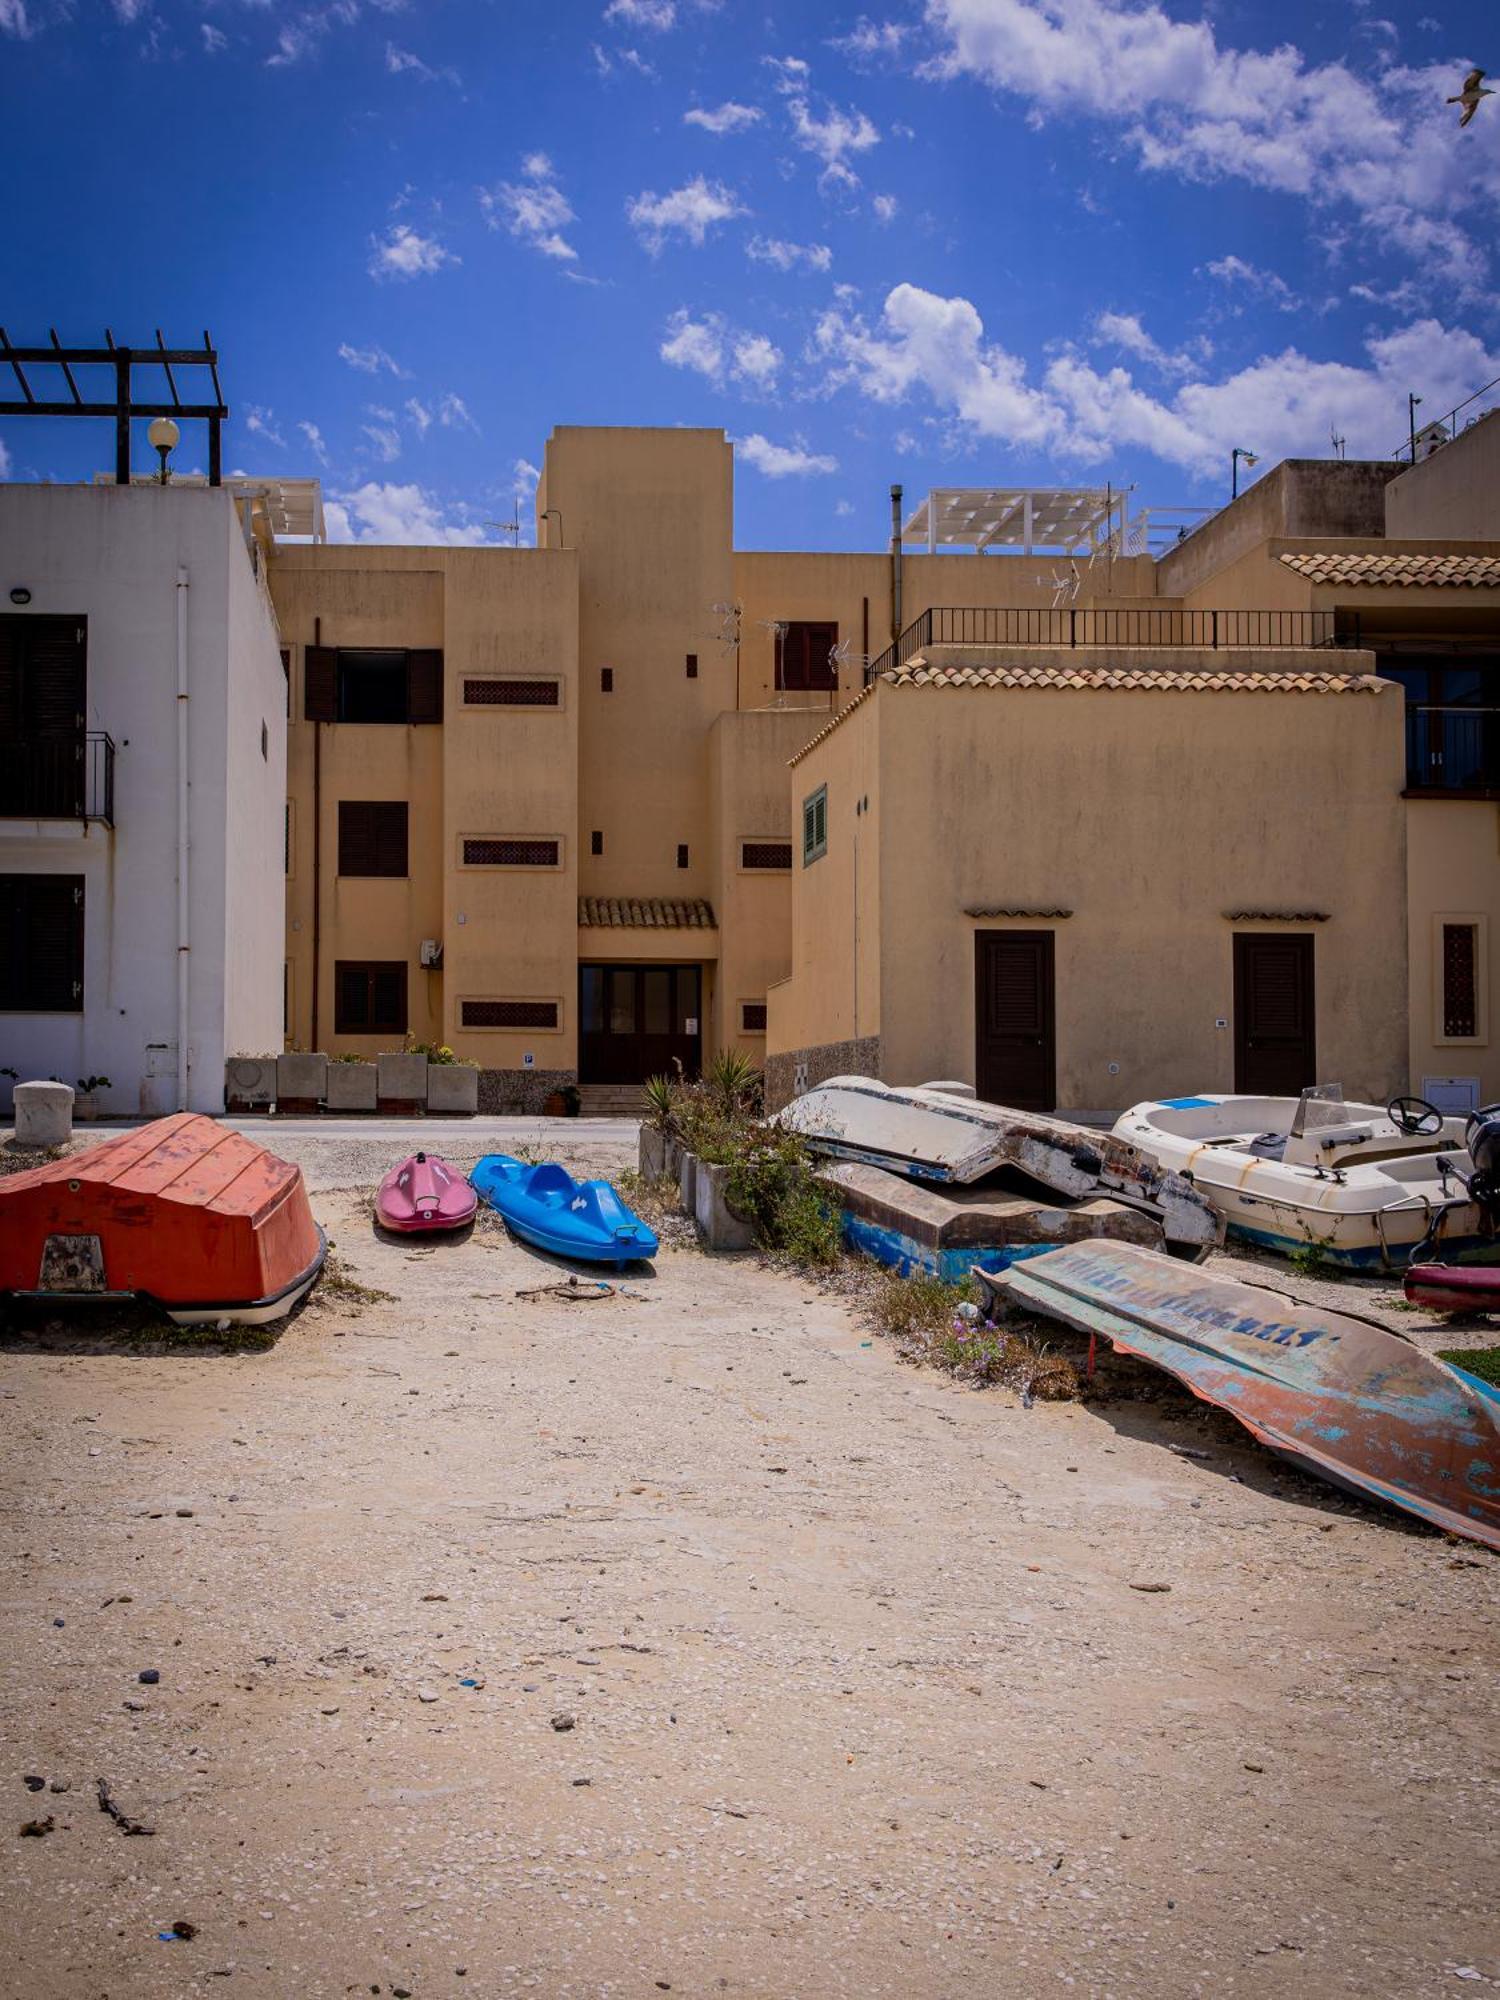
[1449,67,1494,127]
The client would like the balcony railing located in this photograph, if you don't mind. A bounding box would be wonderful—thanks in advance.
[0,733,115,825]
[1404,705,1500,794]
[864,606,1341,684]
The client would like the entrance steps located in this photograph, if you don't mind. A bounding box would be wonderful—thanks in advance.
[576,1085,645,1119]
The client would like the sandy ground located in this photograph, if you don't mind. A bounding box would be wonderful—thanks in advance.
[2,1126,1498,1999]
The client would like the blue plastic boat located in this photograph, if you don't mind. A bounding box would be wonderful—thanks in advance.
[470,1155,658,1266]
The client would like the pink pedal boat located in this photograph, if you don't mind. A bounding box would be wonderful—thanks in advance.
[375,1152,478,1235]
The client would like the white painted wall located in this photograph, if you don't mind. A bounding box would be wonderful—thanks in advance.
[0,483,285,1115]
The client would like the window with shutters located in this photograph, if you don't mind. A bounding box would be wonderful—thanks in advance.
[460,837,561,868]
[801,785,828,865]
[334,960,407,1036]
[1437,917,1487,1042]
[463,677,561,708]
[0,874,84,1012]
[303,647,444,725]
[741,839,792,871]
[460,999,560,1029]
[338,801,408,878]
[0,614,88,819]
[741,1001,768,1033]
[777,620,839,692]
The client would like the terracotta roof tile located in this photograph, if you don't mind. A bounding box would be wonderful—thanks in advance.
[578,896,716,929]
[1279,550,1500,588]
[885,662,1385,695]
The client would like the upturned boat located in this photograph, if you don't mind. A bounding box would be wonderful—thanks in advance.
[1113,1087,1491,1270]
[0,1113,325,1326]
[374,1151,478,1234]
[779,1076,1223,1257]
[471,1155,658,1266]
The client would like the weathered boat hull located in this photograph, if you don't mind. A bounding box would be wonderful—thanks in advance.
[472,1154,658,1266]
[821,1159,1160,1283]
[1403,1261,1500,1315]
[375,1152,478,1234]
[0,1114,326,1326]
[781,1078,1223,1255]
[976,1239,1500,1551]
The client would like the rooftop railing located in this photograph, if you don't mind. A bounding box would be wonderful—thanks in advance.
[864,606,1341,684]
[0,733,115,826]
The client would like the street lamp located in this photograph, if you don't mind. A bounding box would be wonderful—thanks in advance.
[541,506,565,548]
[1231,446,1258,500]
[147,415,180,485]
[1408,392,1423,464]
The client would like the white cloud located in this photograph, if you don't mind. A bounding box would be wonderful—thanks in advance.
[834,497,855,516]
[815,279,1500,475]
[385,41,460,84]
[604,0,675,25]
[368,223,457,281]
[871,193,898,223]
[480,154,578,262]
[747,234,833,272]
[661,311,725,379]
[200,21,227,52]
[438,392,477,432]
[0,0,33,37]
[361,420,403,463]
[831,17,908,61]
[764,54,811,93]
[786,92,880,190]
[1203,253,1299,311]
[627,176,746,251]
[924,0,1498,286]
[0,438,11,475]
[736,433,839,477]
[111,0,147,22]
[684,101,763,133]
[1092,310,1204,376]
[405,397,433,438]
[297,420,330,466]
[732,334,782,387]
[245,405,286,449]
[325,482,494,546]
[338,341,407,376]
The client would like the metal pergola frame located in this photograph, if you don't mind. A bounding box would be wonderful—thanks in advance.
[0,328,228,485]
[903,485,1128,556]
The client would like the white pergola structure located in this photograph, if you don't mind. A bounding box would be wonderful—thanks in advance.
[902,485,1129,556]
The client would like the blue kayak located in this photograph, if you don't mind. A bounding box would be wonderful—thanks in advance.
[470,1155,659,1266]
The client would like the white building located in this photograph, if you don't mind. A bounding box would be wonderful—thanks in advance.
[0,481,288,1116]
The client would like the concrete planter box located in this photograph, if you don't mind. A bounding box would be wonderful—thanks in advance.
[663,1134,684,1183]
[377,1052,428,1105]
[325,1062,378,1112]
[277,1052,328,1105]
[638,1125,668,1181]
[426,1065,479,1115]
[678,1148,698,1216]
[694,1160,756,1252]
[15,1080,73,1147]
[225,1055,277,1110]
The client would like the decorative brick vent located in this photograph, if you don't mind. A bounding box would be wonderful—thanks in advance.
[464,678,559,706]
[461,999,560,1029]
[741,841,792,871]
[462,838,560,867]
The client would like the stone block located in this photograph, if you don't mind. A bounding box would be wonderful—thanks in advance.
[694,1160,756,1252]
[276,1052,328,1104]
[426,1064,479,1114]
[325,1062,378,1112]
[224,1055,277,1110]
[14,1080,73,1147]
[638,1125,668,1181]
[678,1148,698,1216]
[377,1052,429,1104]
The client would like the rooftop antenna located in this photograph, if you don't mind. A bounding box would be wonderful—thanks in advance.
[486,490,523,546]
[1330,426,1347,460]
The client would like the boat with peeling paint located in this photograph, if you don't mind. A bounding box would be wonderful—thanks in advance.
[974,1239,1500,1551]
[1113,1087,1485,1269]
[779,1076,1223,1257]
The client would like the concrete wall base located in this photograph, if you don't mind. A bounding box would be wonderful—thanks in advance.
[325,1063,378,1112]
[694,1159,756,1252]
[477,1068,578,1114]
[765,1034,882,1113]
[639,1126,668,1180]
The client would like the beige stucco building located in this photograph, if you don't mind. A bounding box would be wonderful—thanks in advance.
[257,415,1500,1116]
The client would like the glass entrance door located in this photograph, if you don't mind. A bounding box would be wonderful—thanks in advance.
[579,964,702,1083]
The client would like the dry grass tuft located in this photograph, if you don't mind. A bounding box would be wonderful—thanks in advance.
[864,1267,1080,1399]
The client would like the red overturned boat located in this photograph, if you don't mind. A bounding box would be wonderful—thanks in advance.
[375,1151,477,1235]
[0,1114,325,1326]
[1404,1261,1500,1315]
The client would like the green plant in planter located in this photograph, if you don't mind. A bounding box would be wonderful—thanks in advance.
[404,1038,475,1066]
[334,1052,371,1064]
[724,1123,841,1265]
[641,1073,679,1133]
[76,1075,111,1094]
[560,1082,582,1117]
[707,1048,763,1119]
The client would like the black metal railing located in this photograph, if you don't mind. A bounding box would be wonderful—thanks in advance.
[0,733,115,824]
[1404,705,1500,793]
[864,606,1341,683]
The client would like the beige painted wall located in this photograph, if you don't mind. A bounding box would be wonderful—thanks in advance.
[1407,799,1500,1103]
[1386,412,1500,539]
[773,675,1410,1112]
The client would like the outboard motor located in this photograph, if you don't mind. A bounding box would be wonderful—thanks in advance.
[1466,1106,1500,1223]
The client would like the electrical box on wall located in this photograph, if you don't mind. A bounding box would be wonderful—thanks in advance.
[419,939,443,968]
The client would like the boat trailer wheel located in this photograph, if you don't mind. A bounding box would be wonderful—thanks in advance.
[1388,1094,1444,1137]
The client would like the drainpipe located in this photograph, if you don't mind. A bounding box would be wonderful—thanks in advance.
[889,484,903,644]
[175,566,190,1112]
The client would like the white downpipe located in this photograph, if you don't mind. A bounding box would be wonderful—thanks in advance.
[175,566,190,1113]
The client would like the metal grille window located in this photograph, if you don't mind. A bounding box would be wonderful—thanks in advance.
[461,837,560,867]
[742,1001,768,1032]
[334,960,407,1036]
[463,677,560,707]
[742,840,792,871]
[0,873,84,1011]
[802,786,828,865]
[1443,923,1479,1038]
[461,999,559,1029]
[338,800,408,878]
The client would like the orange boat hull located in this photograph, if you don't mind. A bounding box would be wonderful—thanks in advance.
[0,1114,325,1324]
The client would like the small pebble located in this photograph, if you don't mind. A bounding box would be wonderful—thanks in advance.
[551,1713,576,1732]
[175,1509,194,1519]
[23,1776,45,1793]
[416,1689,439,1704]
[138,1669,160,1686]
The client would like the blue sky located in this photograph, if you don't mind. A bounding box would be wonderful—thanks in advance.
[2,0,1497,549]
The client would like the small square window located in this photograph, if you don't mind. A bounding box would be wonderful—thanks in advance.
[591,830,603,856]
[801,785,828,866]
[677,843,689,869]
[686,653,698,679]
[741,1001,768,1033]
[601,667,614,693]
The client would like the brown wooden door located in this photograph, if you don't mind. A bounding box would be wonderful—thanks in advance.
[579,964,702,1084]
[1234,934,1316,1095]
[975,930,1056,1111]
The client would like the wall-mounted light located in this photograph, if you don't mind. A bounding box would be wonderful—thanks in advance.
[9,586,31,605]
[148,415,181,485]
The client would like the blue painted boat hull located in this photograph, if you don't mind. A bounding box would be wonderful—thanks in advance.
[841,1211,1061,1285]
[470,1155,658,1266]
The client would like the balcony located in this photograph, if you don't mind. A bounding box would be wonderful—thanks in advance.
[865,606,1341,682]
[1404,705,1500,796]
[0,733,116,826]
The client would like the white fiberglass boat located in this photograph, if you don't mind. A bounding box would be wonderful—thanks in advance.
[1113,1086,1490,1270]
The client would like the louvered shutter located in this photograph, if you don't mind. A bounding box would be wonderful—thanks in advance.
[338,802,375,877]
[304,645,337,721]
[0,620,21,737]
[406,649,444,724]
[1,874,84,1011]
[376,802,408,876]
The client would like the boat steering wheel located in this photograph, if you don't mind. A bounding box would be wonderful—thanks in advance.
[1388,1094,1444,1137]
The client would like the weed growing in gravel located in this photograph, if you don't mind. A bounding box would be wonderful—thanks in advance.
[867,1267,1080,1399]
[1440,1345,1500,1386]
[319,1253,394,1306]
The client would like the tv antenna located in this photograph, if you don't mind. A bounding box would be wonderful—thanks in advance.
[486,490,523,546]
[1330,426,1347,460]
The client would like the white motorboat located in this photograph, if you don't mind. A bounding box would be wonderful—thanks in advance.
[779,1075,1224,1256]
[1113,1086,1492,1269]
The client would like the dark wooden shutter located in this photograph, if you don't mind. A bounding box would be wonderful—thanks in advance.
[339,802,408,877]
[406,649,444,724]
[0,620,19,736]
[304,645,337,721]
[974,930,1056,1112]
[0,874,84,1012]
[780,621,838,691]
[1233,935,1316,1094]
